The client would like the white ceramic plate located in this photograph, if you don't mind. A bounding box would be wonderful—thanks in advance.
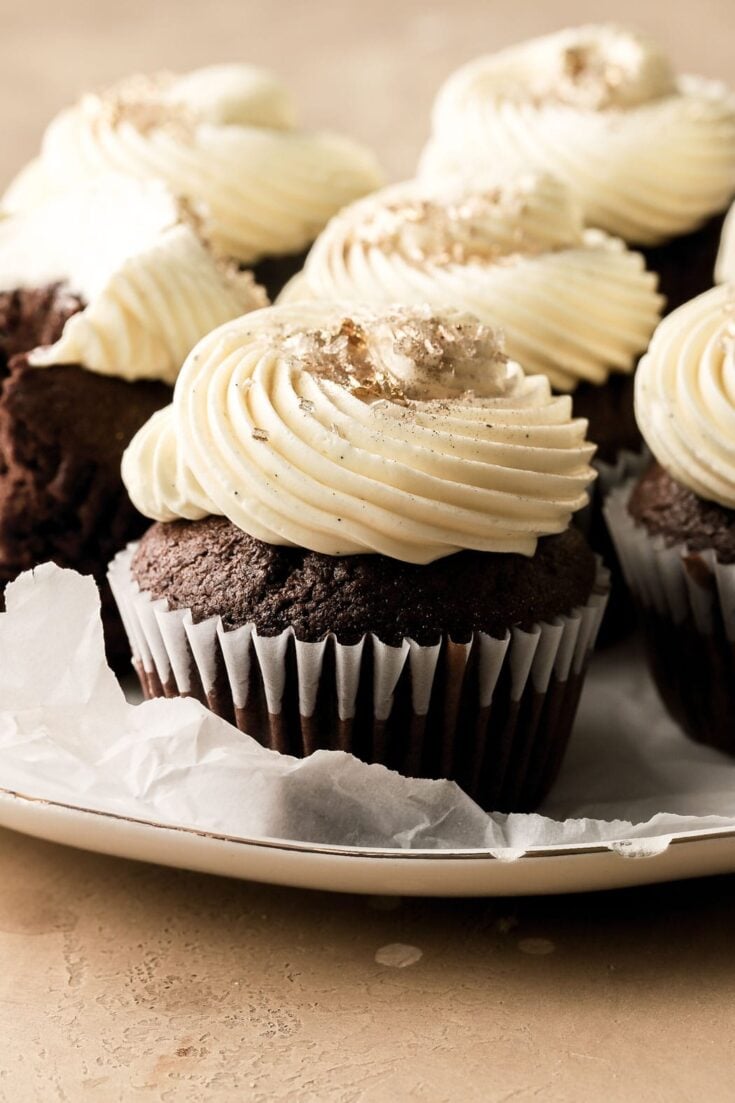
[2,785,735,896]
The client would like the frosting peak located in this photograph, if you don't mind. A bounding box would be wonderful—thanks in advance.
[635,284,735,508]
[275,307,509,402]
[3,64,383,265]
[122,302,596,563]
[420,26,735,245]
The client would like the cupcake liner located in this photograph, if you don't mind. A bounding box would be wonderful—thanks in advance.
[109,545,609,812]
[575,448,648,645]
[604,482,735,752]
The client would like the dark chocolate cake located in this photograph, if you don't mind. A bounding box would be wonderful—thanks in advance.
[131,517,597,645]
[0,285,172,666]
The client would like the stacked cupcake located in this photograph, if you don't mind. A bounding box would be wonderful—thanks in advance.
[3,64,383,297]
[110,303,608,812]
[420,25,735,312]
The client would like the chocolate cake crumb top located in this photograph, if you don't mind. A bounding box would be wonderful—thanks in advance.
[0,285,84,370]
[131,517,597,645]
[628,462,735,563]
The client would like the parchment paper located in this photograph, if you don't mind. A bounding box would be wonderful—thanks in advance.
[2,564,735,857]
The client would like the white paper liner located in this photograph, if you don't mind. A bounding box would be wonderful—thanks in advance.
[6,563,735,855]
[595,447,649,499]
[109,544,609,718]
[108,544,609,811]
[604,482,735,640]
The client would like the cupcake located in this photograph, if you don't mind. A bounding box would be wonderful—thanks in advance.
[604,284,735,752]
[110,302,608,812]
[0,174,266,664]
[3,64,383,298]
[279,171,663,466]
[420,25,735,313]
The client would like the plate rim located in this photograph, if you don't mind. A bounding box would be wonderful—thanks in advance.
[3,784,735,862]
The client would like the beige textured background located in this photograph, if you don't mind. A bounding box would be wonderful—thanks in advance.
[1,1,735,1100]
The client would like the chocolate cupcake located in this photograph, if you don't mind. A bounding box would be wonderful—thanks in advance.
[419,25,735,313]
[111,303,608,812]
[279,172,663,463]
[3,64,383,298]
[0,174,266,664]
[605,285,735,752]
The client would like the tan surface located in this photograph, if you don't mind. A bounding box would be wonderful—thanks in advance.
[1,1,735,1099]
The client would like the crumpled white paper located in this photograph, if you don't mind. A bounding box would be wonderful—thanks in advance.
[2,564,735,857]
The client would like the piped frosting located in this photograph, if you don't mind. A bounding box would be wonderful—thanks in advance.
[420,25,735,245]
[635,284,735,508]
[280,173,663,391]
[122,301,597,562]
[3,64,383,264]
[0,175,267,383]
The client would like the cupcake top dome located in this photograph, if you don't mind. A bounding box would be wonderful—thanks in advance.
[122,302,596,562]
[0,174,266,383]
[420,25,735,246]
[2,64,383,265]
[280,172,663,391]
[635,284,735,508]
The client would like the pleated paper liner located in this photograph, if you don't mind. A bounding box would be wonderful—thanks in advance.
[576,447,648,645]
[109,546,609,813]
[605,482,735,754]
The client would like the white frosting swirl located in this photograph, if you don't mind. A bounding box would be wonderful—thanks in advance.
[122,302,596,563]
[280,174,663,391]
[3,64,383,264]
[0,175,266,383]
[420,25,735,246]
[715,201,735,283]
[635,284,735,507]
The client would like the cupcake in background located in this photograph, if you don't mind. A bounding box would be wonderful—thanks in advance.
[715,201,735,283]
[0,174,266,664]
[280,172,663,467]
[111,302,608,813]
[280,172,662,641]
[3,64,383,298]
[605,284,735,752]
[420,25,735,313]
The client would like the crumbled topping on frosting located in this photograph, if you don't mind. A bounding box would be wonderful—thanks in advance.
[484,27,678,112]
[345,181,574,266]
[339,176,584,267]
[556,43,634,110]
[274,307,510,404]
[95,73,195,138]
[528,28,677,111]
[280,315,411,404]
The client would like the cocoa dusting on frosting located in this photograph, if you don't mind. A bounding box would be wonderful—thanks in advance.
[98,73,195,139]
[532,30,677,112]
[342,184,574,267]
[556,44,628,110]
